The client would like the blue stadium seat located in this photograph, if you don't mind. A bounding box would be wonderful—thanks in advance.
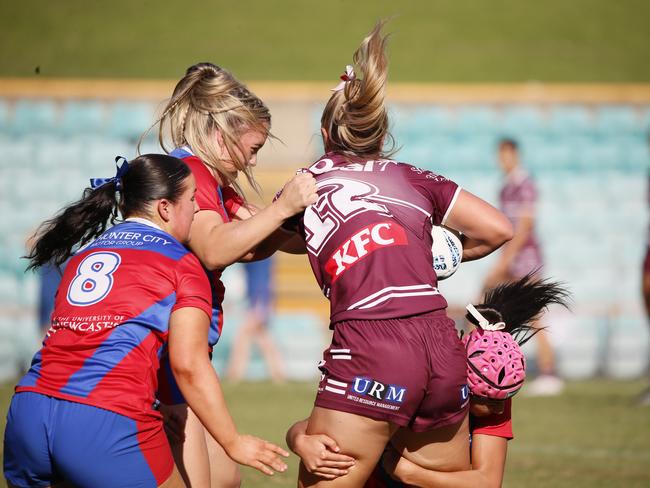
[572,136,621,172]
[444,135,495,171]
[499,105,546,139]
[83,136,134,171]
[394,105,455,141]
[11,99,58,136]
[106,101,156,141]
[59,100,106,136]
[605,315,650,378]
[454,106,499,137]
[0,98,9,132]
[555,315,605,379]
[546,105,593,137]
[0,318,20,382]
[523,136,573,171]
[594,105,642,137]
[1,137,33,166]
[616,136,649,171]
[31,135,84,171]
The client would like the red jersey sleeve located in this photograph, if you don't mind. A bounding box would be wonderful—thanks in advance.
[183,156,222,213]
[173,253,212,318]
[221,185,245,218]
[403,164,461,226]
[471,399,514,440]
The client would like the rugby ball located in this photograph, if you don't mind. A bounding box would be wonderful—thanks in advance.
[431,226,463,280]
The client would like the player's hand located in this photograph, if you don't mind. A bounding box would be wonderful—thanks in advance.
[295,433,355,480]
[275,172,318,217]
[382,446,418,485]
[227,434,289,476]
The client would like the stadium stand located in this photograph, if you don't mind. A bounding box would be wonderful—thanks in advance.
[0,96,648,380]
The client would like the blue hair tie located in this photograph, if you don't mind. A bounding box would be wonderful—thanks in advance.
[90,156,130,191]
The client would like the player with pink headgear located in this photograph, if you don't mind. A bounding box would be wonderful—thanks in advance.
[377,274,570,487]
[288,274,569,487]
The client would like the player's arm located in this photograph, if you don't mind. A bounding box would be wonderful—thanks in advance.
[228,203,306,260]
[286,419,356,480]
[485,215,534,286]
[445,190,513,262]
[168,307,289,476]
[386,434,508,488]
[188,173,316,269]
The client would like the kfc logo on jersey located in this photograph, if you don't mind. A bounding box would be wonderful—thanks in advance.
[324,221,408,282]
[352,376,407,404]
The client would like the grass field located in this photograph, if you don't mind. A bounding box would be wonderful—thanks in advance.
[1,1,650,81]
[1,379,649,487]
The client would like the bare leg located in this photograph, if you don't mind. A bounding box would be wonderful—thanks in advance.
[159,465,187,488]
[204,428,241,488]
[253,326,285,383]
[298,407,397,487]
[166,404,211,487]
[534,321,556,375]
[226,315,256,382]
[390,415,470,472]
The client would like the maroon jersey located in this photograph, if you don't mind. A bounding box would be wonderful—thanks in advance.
[302,153,460,324]
[499,169,543,277]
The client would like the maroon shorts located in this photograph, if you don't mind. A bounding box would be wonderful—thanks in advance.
[314,310,469,432]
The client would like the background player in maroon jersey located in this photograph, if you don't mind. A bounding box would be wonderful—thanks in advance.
[151,63,317,487]
[485,138,563,397]
[4,155,288,488]
[294,22,513,487]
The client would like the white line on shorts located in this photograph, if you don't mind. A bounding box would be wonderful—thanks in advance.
[332,355,352,360]
[324,385,346,395]
[327,379,348,388]
[330,349,350,353]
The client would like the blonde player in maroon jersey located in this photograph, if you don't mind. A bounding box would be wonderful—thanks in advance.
[146,63,318,487]
[291,21,514,487]
[290,276,570,488]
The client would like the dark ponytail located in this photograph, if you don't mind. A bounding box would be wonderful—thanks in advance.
[466,273,571,345]
[26,154,191,270]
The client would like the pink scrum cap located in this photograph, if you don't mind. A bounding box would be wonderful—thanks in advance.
[463,304,526,400]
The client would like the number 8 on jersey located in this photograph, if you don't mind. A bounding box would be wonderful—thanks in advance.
[67,252,121,306]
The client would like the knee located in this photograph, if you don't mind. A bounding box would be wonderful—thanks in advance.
[210,464,241,488]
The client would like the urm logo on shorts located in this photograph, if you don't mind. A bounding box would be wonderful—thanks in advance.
[352,377,407,403]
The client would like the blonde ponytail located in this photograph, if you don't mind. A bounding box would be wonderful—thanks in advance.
[146,63,271,194]
[321,21,395,159]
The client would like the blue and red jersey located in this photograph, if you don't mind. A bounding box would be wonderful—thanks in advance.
[16,220,212,422]
[169,147,243,346]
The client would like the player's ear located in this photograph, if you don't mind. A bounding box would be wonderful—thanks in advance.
[320,127,330,148]
[215,129,226,150]
[157,198,172,223]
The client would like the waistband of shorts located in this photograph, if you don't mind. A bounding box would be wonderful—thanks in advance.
[334,308,449,327]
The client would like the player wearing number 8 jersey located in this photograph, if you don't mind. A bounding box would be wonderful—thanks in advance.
[295,22,514,488]
[3,155,288,488]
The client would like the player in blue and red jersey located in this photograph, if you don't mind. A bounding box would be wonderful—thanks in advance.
[149,62,317,487]
[3,155,288,488]
[290,22,514,487]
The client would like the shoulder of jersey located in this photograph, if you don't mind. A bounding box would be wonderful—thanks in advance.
[81,222,192,262]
